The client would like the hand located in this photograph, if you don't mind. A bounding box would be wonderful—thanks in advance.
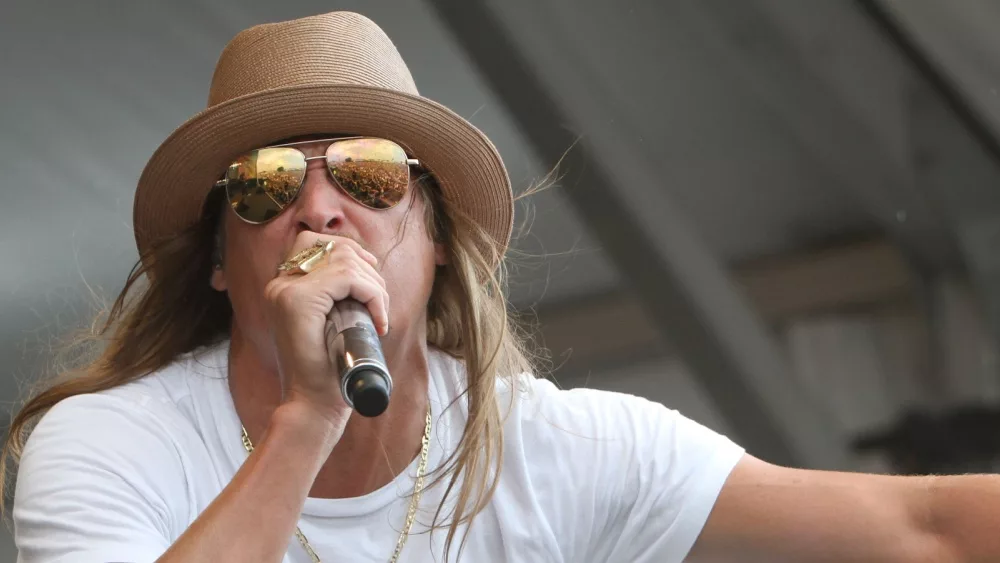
[263,232,389,427]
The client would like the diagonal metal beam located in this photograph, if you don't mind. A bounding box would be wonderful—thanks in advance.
[859,0,1000,163]
[859,0,1000,402]
[679,0,1000,409]
[427,0,847,468]
[688,0,963,275]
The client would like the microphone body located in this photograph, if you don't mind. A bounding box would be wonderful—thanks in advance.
[326,300,392,417]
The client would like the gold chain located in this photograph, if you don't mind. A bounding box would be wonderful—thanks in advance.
[240,407,432,563]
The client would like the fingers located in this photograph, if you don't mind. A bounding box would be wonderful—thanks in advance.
[324,242,386,290]
[335,237,379,270]
[279,232,379,274]
[273,232,389,335]
[297,263,390,335]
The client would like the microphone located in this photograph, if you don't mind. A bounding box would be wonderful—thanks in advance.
[326,300,392,417]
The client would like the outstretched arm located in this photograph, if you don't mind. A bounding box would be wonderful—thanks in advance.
[688,454,1000,562]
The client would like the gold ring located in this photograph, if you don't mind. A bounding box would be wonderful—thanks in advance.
[278,240,335,274]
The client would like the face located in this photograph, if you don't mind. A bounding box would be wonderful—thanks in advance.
[210,137,446,366]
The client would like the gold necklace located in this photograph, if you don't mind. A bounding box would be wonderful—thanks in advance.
[240,407,432,563]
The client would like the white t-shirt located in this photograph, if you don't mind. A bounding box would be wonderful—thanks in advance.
[14,341,744,563]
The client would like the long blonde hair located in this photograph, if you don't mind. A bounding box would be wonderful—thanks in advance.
[1,175,540,560]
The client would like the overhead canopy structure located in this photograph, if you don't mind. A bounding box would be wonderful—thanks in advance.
[428,0,1000,467]
[3,0,1000,473]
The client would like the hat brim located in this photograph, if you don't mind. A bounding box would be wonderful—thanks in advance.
[134,83,513,265]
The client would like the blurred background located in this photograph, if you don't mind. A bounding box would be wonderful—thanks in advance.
[4,0,1000,557]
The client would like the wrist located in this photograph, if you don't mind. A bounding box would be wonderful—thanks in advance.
[270,400,346,452]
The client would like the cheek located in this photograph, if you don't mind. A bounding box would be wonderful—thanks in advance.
[223,223,284,338]
[379,216,437,322]
[385,247,435,293]
[383,256,435,331]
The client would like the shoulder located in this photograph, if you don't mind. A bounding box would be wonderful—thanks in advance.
[19,346,222,484]
[24,341,230,464]
[506,374,676,441]
[103,339,230,412]
[427,350,741,462]
[502,376,745,558]
[14,343,231,548]
[14,391,189,552]
[20,342,231,486]
[19,390,188,503]
[507,374,744,474]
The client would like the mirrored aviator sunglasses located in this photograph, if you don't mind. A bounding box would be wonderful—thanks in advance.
[215,137,421,224]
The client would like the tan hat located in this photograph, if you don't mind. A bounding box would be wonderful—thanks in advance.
[133,11,513,264]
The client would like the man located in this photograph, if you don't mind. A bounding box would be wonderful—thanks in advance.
[6,10,1000,563]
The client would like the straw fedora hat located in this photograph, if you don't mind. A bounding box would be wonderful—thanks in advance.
[133,11,513,264]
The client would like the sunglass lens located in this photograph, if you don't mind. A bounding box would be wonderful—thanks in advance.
[224,148,306,223]
[326,138,409,209]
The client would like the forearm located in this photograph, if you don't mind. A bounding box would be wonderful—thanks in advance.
[924,474,1000,563]
[156,403,339,563]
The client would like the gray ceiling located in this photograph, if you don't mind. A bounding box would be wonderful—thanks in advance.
[0,0,610,388]
[2,0,1000,463]
[888,0,1000,135]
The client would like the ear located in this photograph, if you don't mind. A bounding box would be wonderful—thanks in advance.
[210,264,228,292]
[433,242,448,266]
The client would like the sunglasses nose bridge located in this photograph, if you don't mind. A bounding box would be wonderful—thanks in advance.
[291,169,352,233]
[302,155,348,198]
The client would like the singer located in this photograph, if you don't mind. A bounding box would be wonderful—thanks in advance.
[6,10,1000,563]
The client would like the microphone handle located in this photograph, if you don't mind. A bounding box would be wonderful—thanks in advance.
[326,299,392,417]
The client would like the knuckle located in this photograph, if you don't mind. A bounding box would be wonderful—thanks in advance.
[332,264,353,281]
[334,243,358,261]
[263,279,283,303]
[328,244,353,263]
[272,285,302,311]
[344,261,364,279]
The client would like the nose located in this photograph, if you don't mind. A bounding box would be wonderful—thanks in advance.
[290,160,349,234]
